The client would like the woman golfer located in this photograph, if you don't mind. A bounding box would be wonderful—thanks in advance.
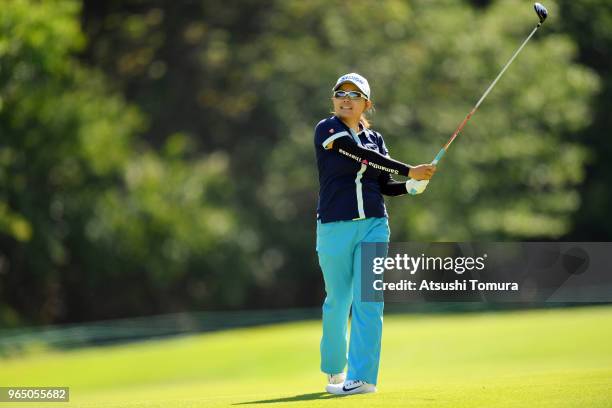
[315,73,435,395]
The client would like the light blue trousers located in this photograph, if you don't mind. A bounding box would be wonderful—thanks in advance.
[316,217,389,385]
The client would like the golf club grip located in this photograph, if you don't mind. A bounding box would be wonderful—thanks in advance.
[431,148,445,165]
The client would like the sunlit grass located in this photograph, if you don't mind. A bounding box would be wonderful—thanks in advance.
[1,306,611,407]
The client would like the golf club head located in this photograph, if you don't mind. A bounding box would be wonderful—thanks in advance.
[534,3,548,24]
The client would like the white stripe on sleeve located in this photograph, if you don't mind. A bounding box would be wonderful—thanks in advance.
[322,131,349,149]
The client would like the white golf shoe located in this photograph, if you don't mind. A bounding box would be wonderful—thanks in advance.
[326,379,377,395]
[326,372,346,385]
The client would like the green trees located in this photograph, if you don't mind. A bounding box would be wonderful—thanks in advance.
[556,0,612,239]
[0,0,604,325]
[0,1,247,325]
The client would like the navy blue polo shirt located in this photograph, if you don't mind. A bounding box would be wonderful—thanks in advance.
[315,116,390,223]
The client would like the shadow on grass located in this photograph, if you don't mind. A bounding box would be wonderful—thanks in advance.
[234,392,348,405]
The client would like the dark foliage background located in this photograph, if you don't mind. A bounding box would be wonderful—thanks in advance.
[0,0,609,326]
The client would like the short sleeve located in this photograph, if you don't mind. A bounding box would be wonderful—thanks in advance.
[315,118,351,150]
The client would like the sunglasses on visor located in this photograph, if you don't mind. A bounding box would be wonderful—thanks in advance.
[333,90,367,100]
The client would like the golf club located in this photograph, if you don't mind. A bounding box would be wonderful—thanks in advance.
[430,2,548,166]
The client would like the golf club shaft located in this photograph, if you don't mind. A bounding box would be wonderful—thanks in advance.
[431,23,542,165]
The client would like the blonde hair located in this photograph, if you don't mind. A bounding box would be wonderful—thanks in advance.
[360,100,375,128]
[360,112,371,129]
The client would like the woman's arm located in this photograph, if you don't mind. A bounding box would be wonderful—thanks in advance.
[326,138,435,180]
[327,137,412,176]
[378,172,408,196]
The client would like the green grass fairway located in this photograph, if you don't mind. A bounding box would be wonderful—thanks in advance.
[1,306,611,408]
